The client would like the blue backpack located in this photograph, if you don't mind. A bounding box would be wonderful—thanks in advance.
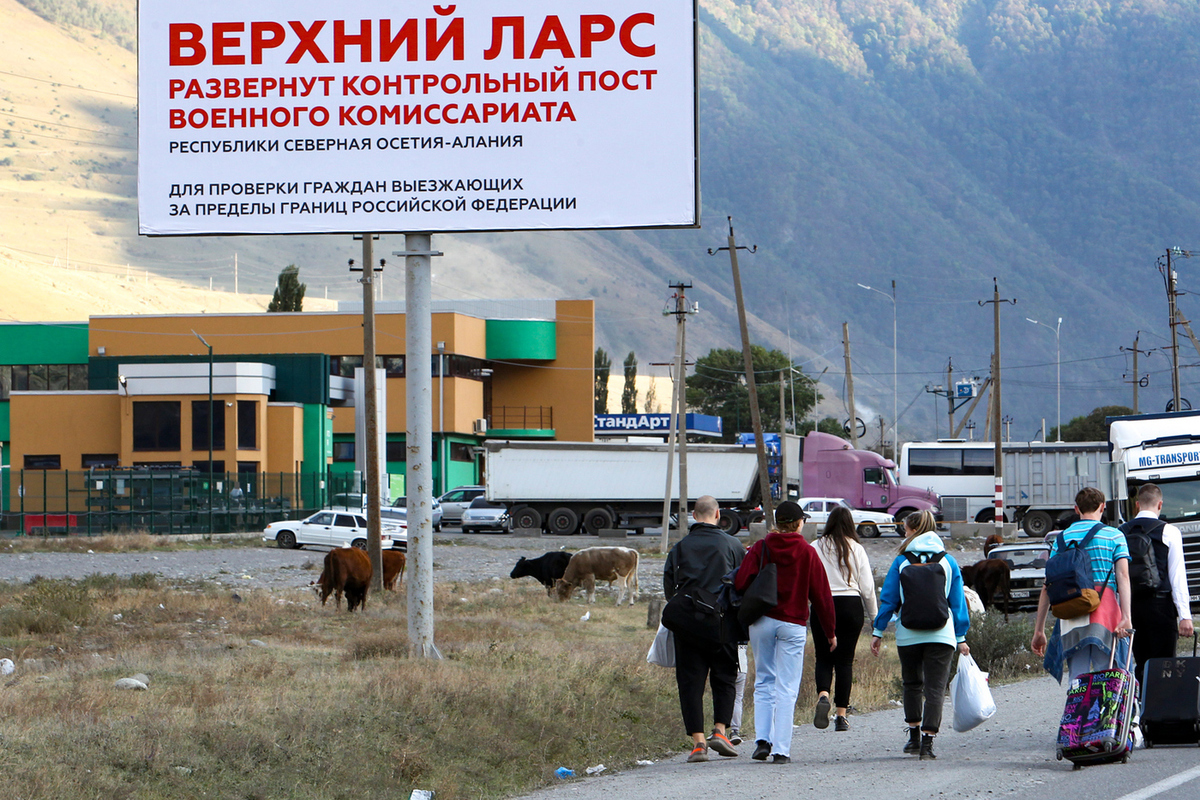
[1044,523,1105,611]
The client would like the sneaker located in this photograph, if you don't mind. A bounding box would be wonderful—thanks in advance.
[772,754,791,764]
[814,695,831,729]
[727,728,743,746]
[687,743,709,763]
[752,740,771,761]
[707,730,739,757]
[919,734,936,761]
[835,716,850,732]
[903,726,921,754]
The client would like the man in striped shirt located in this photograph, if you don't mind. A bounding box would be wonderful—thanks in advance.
[1031,487,1133,683]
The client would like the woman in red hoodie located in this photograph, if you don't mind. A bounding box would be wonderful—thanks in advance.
[734,501,837,764]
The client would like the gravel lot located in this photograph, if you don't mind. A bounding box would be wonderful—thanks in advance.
[0,528,995,600]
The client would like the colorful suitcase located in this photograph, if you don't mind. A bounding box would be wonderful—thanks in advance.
[1141,634,1200,748]
[1055,633,1137,768]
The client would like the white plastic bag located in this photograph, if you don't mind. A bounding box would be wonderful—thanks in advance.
[646,623,675,668]
[950,652,996,732]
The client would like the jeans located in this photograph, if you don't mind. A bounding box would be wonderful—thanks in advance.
[1066,637,1132,685]
[897,642,954,734]
[732,645,748,730]
[750,616,807,757]
[811,596,866,708]
[673,632,738,735]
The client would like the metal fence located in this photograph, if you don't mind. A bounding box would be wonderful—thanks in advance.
[2,469,367,536]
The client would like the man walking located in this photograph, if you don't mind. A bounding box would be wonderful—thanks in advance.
[663,495,745,762]
[1121,483,1195,680]
[1032,487,1132,683]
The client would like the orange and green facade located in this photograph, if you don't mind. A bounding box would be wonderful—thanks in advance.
[0,299,593,533]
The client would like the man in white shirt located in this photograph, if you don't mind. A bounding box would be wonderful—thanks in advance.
[1120,483,1195,680]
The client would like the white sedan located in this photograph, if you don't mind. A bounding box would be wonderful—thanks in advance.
[263,510,404,550]
[798,497,899,538]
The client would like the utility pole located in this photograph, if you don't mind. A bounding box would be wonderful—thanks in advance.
[351,237,384,593]
[659,280,695,553]
[394,235,443,659]
[779,375,788,496]
[192,331,214,536]
[947,359,955,438]
[1160,248,1193,412]
[843,322,859,448]
[979,278,1016,535]
[708,217,774,528]
[1003,414,1013,442]
[1122,333,1153,415]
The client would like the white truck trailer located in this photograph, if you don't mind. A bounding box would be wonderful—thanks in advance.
[1106,410,1200,611]
[483,439,761,534]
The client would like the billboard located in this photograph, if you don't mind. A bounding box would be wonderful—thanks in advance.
[137,1,699,235]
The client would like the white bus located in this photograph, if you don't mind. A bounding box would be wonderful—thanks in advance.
[899,439,1106,535]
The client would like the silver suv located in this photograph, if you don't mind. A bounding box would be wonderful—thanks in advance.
[438,486,486,525]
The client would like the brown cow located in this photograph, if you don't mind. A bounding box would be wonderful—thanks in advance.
[961,558,1011,620]
[983,533,1005,558]
[314,547,373,612]
[554,546,640,605]
[382,549,406,591]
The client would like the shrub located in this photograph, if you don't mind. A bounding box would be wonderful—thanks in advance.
[963,612,1040,682]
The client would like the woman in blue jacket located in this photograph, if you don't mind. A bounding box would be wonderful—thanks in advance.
[870,510,970,760]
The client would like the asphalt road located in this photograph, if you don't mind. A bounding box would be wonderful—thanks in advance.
[517,675,1200,800]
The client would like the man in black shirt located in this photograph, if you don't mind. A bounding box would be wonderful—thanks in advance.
[663,495,746,762]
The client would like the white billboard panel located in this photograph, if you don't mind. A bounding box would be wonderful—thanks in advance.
[137,1,698,235]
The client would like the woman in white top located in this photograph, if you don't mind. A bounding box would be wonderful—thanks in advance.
[810,505,878,731]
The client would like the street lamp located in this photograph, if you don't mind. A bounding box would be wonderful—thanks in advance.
[192,330,214,534]
[857,281,898,461]
[1026,317,1062,441]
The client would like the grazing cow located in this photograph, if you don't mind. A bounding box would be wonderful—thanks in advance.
[554,546,640,605]
[961,558,1011,620]
[314,547,373,612]
[983,533,1005,558]
[963,586,986,617]
[382,549,406,591]
[510,551,573,596]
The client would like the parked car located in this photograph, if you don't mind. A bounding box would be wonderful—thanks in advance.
[438,485,486,525]
[381,496,443,531]
[263,510,403,550]
[984,542,1049,609]
[460,496,510,533]
[798,497,899,538]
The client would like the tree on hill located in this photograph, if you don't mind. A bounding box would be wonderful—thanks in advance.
[1049,406,1134,442]
[685,346,819,443]
[267,265,306,312]
[594,348,611,414]
[621,351,638,414]
[798,417,849,439]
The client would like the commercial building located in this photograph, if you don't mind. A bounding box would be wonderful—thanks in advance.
[0,299,593,533]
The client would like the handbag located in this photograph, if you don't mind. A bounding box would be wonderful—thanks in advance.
[737,543,778,627]
[950,652,997,732]
[661,586,725,642]
[646,623,675,667]
[1051,565,1113,620]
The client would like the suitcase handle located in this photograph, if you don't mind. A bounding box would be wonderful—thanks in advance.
[1109,629,1136,671]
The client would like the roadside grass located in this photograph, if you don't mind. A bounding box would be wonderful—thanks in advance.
[0,532,262,553]
[0,572,1038,799]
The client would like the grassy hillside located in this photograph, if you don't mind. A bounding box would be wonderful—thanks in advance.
[3,0,1199,438]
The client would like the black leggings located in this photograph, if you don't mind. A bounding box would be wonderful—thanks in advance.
[810,595,865,709]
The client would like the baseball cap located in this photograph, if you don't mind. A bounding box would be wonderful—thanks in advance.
[774,501,809,524]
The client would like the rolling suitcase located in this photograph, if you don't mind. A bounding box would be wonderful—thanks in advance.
[1056,632,1137,768]
[1141,634,1200,748]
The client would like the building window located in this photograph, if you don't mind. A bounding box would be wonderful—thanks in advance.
[330,355,405,378]
[192,460,225,474]
[450,443,475,462]
[236,461,259,475]
[333,442,355,462]
[133,461,182,469]
[133,401,181,451]
[82,454,119,468]
[386,440,406,462]
[24,454,61,470]
[11,365,28,392]
[28,364,47,391]
[237,400,257,449]
[191,400,227,451]
[0,364,91,399]
[69,364,88,388]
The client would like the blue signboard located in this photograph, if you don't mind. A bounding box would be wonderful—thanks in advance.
[594,413,723,437]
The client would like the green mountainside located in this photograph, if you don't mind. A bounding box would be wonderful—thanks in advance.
[6,0,1200,437]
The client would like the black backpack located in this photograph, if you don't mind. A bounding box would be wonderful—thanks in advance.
[1119,517,1168,597]
[899,551,950,630]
